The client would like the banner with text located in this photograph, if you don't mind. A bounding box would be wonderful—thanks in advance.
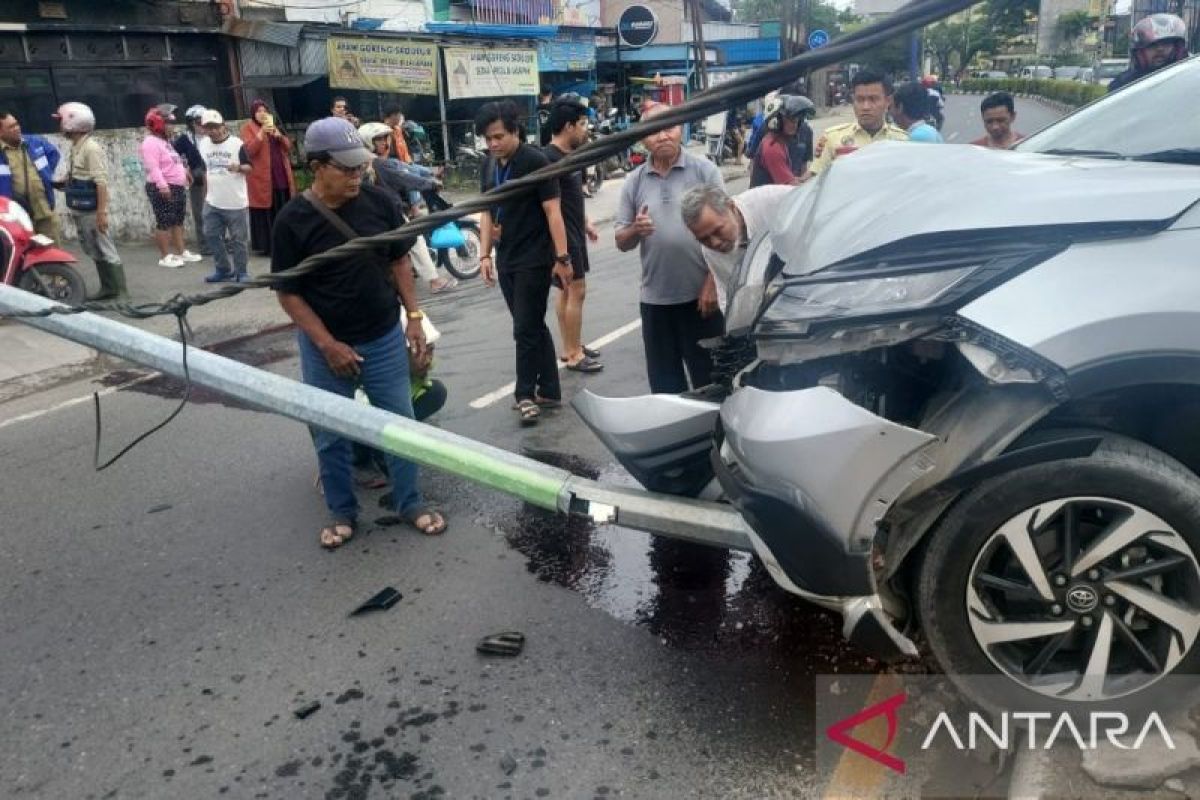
[443,46,539,100]
[327,37,439,96]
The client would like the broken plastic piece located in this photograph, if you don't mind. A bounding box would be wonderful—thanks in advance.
[294,701,321,720]
[350,587,402,616]
[476,631,525,657]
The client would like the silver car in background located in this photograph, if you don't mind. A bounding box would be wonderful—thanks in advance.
[577,57,1200,710]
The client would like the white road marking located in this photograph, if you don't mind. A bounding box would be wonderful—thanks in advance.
[467,319,642,409]
[0,371,160,430]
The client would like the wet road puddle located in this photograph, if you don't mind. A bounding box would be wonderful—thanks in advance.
[503,450,882,673]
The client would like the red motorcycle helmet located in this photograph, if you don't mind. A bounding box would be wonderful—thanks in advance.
[1130,13,1189,70]
[144,106,170,136]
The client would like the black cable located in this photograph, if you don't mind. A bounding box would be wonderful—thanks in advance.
[92,312,193,471]
[1,0,978,325]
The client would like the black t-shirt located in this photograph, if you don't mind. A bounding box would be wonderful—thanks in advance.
[542,143,588,271]
[271,184,414,345]
[481,143,560,272]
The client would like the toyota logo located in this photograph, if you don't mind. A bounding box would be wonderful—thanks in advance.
[1066,585,1099,613]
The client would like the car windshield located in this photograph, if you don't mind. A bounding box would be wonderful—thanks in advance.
[1017,57,1200,162]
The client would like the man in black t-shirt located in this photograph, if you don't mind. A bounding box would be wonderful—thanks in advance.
[271,116,446,549]
[543,98,601,374]
[476,100,573,426]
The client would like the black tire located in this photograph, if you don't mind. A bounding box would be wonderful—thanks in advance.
[916,434,1200,713]
[437,222,481,280]
[18,263,86,306]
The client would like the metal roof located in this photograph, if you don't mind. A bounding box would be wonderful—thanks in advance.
[238,73,322,89]
[222,19,304,48]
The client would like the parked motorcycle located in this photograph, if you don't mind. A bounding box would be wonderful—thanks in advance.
[0,196,86,306]
[421,189,482,281]
[586,109,623,195]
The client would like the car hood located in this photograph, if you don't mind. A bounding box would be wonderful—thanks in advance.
[772,142,1200,275]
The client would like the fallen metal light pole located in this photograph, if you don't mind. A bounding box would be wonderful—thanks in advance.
[0,285,752,552]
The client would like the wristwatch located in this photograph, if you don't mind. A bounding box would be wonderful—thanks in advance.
[555,254,572,265]
[407,309,425,320]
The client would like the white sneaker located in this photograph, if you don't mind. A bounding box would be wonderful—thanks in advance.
[180,250,203,263]
[158,254,184,269]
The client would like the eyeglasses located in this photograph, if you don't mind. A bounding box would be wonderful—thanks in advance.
[324,161,368,176]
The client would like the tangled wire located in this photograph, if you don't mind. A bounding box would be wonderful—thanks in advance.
[2,0,976,323]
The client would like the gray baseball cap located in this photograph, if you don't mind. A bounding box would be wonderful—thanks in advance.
[304,116,371,168]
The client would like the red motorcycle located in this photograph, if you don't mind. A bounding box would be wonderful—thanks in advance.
[0,195,85,306]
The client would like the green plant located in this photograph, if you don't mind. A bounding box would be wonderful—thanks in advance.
[958,77,1106,107]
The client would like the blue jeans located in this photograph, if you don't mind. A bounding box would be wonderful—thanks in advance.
[396,162,435,206]
[203,204,249,276]
[298,325,421,522]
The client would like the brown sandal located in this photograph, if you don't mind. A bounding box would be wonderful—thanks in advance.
[515,398,540,425]
[320,520,356,550]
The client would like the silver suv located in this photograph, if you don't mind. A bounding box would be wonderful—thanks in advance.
[578,57,1200,710]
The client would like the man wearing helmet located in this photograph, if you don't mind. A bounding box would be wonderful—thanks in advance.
[810,68,908,175]
[0,111,61,240]
[749,95,816,187]
[1109,13,1190,93]
[54,102,127,301]
[175,105,211,256]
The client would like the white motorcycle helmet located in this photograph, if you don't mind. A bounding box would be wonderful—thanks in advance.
[53,102,96,134]
[357,121,392,152]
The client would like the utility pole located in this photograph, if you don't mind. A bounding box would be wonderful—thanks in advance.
[690,0,710,90]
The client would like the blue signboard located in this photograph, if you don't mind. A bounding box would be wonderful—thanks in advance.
[537,33,596,72]
[808,29,830,49]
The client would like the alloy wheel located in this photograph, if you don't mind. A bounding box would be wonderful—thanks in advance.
[966,496,1200,701]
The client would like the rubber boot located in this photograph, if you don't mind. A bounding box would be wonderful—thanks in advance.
[88,261,118,302]
[108,261,130,302]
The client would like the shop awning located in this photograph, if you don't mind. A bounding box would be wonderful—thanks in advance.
[238,74,323,89]
[423,22,560,40]
[596,44,716,64]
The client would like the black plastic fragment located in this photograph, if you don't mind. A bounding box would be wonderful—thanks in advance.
[476,631,525,657]
[294,701,321,720]
[350,587,402,616]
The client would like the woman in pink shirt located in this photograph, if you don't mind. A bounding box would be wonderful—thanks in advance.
[140,106,200,269]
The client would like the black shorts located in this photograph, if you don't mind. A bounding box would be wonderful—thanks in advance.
[552,245,589,286]
[145,183,187,230]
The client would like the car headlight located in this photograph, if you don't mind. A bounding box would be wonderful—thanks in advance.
[725,232,779,335]
[758,267,978,334]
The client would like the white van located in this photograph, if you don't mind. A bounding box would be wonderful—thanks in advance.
[1019,65,1054,79]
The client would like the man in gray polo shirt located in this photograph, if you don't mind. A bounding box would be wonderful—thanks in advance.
[615,103,725,394]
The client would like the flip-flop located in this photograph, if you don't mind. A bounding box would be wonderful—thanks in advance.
[533,396,562,408]
[583,346,601,358]
[403,507,447,536]
[320,520,356,550]
[476,631,525,657]
[565,356,603,373]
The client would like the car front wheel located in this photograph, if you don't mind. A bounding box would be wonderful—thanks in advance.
[917,434,1200,711]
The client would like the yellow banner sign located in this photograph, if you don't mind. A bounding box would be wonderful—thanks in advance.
[327,37,438,96]
[443,46,539,100]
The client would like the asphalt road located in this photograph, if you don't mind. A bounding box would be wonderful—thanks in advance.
[0,181,891,800]
[940,92,1066,144]
[1,101,1074,800]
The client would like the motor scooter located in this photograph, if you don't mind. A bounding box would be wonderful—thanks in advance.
[0,196,86,306]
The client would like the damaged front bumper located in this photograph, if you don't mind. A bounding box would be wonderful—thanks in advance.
[573,386,941,662]
[715,385,940,660]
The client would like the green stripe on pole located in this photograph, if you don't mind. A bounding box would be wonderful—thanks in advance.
[379,422,565,510]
